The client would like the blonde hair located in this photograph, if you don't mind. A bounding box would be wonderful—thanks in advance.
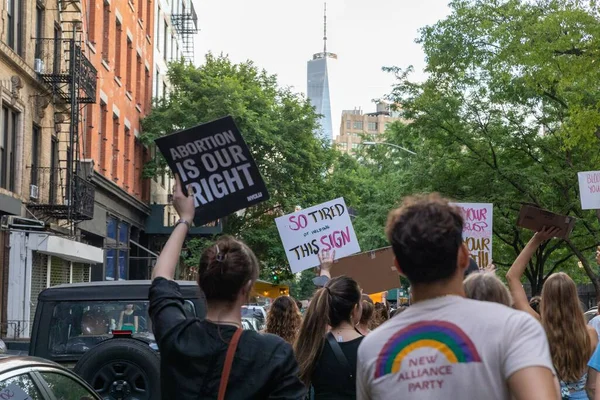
[464,272,512,307]
[541,272,592,382]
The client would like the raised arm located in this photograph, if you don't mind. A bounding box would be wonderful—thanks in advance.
[506,227,560,320]
[152,174,195,281]
[312,250,335,287]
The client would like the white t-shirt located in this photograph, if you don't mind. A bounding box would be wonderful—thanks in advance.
[589,315,600,341]
[357,295,553,400]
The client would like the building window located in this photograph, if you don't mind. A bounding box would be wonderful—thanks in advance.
[102,1,110,62]
[31,125,41,191]
[351,143,359,150]
[49,137,59,204]
[124,126,131,188]
[146,0,152,37]
[133,138,142,196]
[163,19,168,59]
[105,216,129,280]
[368,122,378,131]
[53,25,62,74]
[170,33,175,61]
[126,37,133,93]
[87,0,96,43]
[345,120,350,129]
[137,0,143,22]
[85,105,94,158]
[144,66,151,112]
[1,106,18,192]
[99,102,107,171]
[353,121,363,130]
[163,82,167,99]
[112,114,119,180]
[155,69,160,98]
[7,0,23,55]
[115,20,122,77]
[338,142,347,150]
[156,5,161,50]
[136,55,142,105]
[35,4,45,59]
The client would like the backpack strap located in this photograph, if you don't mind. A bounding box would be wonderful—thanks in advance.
[218,328,243,400]
[325,332,353,381]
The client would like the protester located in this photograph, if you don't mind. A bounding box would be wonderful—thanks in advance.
[149,175,306,400]
[356,300,374,336]
[464,270,512,307]
[368,302,389,330]
[506,227,598,399]
[584,248,600,399]
[265,295,302,344]
[529,296,542,314]
[295,251,364,399]
[357,194,559,399]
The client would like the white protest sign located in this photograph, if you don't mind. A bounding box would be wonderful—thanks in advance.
[454,203,493,268]
[275,198,361,273]
[578,171,600,210]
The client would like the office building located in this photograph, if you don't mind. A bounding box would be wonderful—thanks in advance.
[307,4,336,144]
[334,102,401,155]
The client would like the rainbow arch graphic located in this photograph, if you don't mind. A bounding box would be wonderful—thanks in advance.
[374,320,482,379]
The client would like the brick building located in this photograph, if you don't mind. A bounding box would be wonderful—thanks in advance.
[0,0,103,337]
[334,102,402,155]
[77,0,155,281]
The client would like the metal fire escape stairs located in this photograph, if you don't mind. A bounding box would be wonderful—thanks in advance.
[171,0,199,62]
[28,0,97,234]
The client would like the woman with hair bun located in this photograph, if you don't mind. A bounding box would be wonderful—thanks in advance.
[265,296,302,344]
[149,175,306,400]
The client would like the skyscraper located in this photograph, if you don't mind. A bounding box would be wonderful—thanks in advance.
[307,3,337,144]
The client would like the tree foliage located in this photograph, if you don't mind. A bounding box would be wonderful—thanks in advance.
[374,0,600,295]
[141,54,336,280]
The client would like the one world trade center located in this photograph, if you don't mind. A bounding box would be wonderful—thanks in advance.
[307,3,337,144]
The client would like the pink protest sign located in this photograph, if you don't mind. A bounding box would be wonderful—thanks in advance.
[578,171,600,210]
[454,203,493,268]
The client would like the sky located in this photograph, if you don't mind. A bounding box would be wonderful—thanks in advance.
[193,0,451,136]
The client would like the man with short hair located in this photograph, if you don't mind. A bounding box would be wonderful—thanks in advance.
[357,194,559,400]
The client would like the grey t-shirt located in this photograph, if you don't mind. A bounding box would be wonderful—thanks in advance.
[357,296,553,400]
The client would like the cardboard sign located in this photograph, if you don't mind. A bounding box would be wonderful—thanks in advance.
[578,171,600,210]
[454,203,493,268]
[154,116,269,226]
[275,198,360,273]
[331,247,399,294]
[517,204,576,239]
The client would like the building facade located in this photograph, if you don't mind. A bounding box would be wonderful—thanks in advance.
[77,0,156,281]
[334,102,401,155]
[0,0,104,338]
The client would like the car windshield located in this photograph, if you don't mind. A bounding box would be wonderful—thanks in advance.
[49,300,196,355]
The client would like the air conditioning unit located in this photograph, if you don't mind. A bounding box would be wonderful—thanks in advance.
[34,59,44,74]
[0,216,45,231]
[30,184,39,200]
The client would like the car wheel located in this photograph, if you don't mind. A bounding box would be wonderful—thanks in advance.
[74,338,160,400]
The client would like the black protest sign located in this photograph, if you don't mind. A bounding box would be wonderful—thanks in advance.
[154,116,270,227]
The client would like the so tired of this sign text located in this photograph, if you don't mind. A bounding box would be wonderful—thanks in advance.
[453,203,493,268]
[275,198,361,273]
[155,116,269,227]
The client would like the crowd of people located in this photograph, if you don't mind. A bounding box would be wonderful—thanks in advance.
[147,176,600,399]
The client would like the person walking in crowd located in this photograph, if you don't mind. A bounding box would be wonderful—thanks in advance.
[506,228,598,399]
[295,251,364,399]
[368,302,389,330]
[464,270,512,307]
[584,248,600,399]
[356,299,374,336]
[265,295,302,344]
[149,175,306,400]
[357,194,559,400]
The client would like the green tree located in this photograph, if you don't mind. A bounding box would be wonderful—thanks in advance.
[286,269,317,301]
[375,0,600,295]
[141,54,336,280]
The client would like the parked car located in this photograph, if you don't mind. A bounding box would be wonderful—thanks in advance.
[241,305,267,331]
[585,307,598,323]
[0,355,101,399]
[5,280,206,400]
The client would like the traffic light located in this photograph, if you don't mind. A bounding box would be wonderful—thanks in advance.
[272,272,279,283]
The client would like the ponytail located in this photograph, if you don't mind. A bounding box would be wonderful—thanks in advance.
[294,276,361,387]
[294,287,331,386]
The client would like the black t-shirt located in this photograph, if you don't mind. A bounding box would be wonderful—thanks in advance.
[148,278,307,400]
[311,336,364,399]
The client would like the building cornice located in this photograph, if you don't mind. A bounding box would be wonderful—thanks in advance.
[0,42,49,92]
[91,173,151,215]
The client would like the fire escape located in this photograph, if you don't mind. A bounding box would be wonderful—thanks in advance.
[28,1,96,228]
[171,0,199,62]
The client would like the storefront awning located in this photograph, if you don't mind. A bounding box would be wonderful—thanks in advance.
[31,233,104,264]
